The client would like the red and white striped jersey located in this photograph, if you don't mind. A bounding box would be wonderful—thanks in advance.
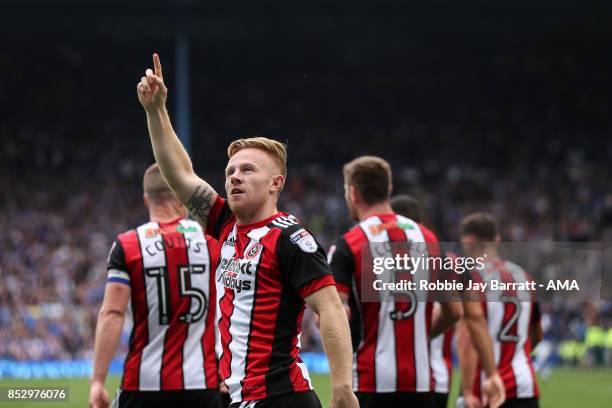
[430,317,453,394]
[106,218,220,391]
[471,260,540,399]
[430,251,462,395]
[206,197,335,404]
[329,213,439,393]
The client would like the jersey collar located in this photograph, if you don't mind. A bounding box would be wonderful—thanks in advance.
[236,212,287,233]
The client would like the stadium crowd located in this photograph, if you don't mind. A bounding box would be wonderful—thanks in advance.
[1,12,611,367]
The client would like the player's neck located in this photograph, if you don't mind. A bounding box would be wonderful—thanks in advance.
[149,205,186,224]
[358,202,394,221]
[235,203,279,226]
[476,246,500,260]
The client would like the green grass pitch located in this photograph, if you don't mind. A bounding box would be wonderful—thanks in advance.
[0,368,610,407]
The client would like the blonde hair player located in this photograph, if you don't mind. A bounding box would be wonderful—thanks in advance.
[136,54,358,408]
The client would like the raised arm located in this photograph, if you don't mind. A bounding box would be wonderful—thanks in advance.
[137,53,218,226]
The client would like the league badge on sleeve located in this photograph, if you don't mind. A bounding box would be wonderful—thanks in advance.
[290,228,318,253]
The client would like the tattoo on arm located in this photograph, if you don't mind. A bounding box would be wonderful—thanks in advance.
[186,185,214,221]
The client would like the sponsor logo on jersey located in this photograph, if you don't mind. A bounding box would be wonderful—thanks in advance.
[218,257,255,293]
[369,219,415,235]
[144,224,198,238]
[218,270,253,293]
[176,225,198,234]
[290,228,318,253]
[220,257,255,276]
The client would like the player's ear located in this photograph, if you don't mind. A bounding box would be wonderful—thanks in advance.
[349,185,360,204]
[143,193,150,208]
[270,174,285,194]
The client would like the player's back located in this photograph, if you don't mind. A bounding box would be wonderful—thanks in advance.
[472,260,539,399]
[330,213,439,393]
[107,217,220,391]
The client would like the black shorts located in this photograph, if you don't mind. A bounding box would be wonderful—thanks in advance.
[433,392,449,408]
[501,397,539,408]
[222,391,232,407]
[356,391,433,408]
[114,389,223,408]
[229,390,322,408]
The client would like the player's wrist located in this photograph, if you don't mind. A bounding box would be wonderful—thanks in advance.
[89,378,105,386]
[484,370,500,379]
[144,104,166,115]
[331,382,353,395]
[462,386,475,395]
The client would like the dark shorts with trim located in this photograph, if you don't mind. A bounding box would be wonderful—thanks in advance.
[114,389,223,408]
[501,397,539,408]
[433,392,449,408]
[229,390,322,408]
[356,391,433,408]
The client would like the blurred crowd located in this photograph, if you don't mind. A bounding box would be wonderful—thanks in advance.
[1,10,611,366]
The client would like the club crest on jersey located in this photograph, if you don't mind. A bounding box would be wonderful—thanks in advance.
[246,243,263,259]
[290,228,318,253]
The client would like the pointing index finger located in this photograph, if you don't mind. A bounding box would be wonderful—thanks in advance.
[153,53,163,79]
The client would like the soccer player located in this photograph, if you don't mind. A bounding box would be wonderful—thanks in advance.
[390,195,505,408]
[327,156,463,407]
[89,164,222,408]
[457,213,542,408]
[390,194,454,407]
[136,54,358,408]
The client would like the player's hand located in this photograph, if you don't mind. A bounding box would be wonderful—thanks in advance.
[329,385,359,408]
[137,53,167,112]
[89,381,110,408]
[219,380,229,394]
[481,373,505,408]
[462,392,481,408]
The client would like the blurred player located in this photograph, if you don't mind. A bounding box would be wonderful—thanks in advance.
[390,196,505,408]
[136,54,358,408]
[457,213,542,408]
[390,194,454,407]
[328,156,463,407]
[89,164,222,408]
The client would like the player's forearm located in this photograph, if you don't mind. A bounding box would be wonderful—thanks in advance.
[145,106,195,188]
[456,320,479,394]
[91,310,125,384]
[430,301,462,338]
[465,313,497,377]
[318,301,354,391]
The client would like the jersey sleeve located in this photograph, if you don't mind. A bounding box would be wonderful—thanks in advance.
[106,237,130,286]
[205,196,234,239]
[277,225,336,299]
[328,235,355,296]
